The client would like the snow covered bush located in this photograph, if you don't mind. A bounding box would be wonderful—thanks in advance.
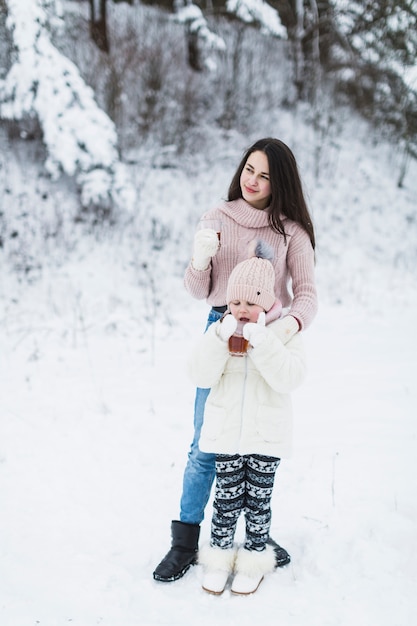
[0,0,135,215]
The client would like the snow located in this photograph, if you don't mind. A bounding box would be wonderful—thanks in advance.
[226,0,287,39]
[0,0,135,211]
[175,4,226,50]
[1,3,417,622]
[1,112,417,625]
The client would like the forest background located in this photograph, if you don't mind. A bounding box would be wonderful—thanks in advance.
[1,0,417,263]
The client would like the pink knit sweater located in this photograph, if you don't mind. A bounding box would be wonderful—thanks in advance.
[184,199,318,330]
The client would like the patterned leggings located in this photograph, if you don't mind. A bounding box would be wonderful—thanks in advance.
[211,454,280,551]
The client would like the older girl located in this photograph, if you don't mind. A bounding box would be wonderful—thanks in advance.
[153,138,317,583]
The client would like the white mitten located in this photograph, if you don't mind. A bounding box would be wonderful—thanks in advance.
[243,312,267,348]
[216,314,237,342]
[274,315,299,344]
[191,229,220,271]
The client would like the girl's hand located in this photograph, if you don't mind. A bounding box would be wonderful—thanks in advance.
[243,312,267,348]
[191,229,220,271]
[216,314,237,342]
[273,315,299,344]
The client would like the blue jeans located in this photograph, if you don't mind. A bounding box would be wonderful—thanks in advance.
[179,308,224,524]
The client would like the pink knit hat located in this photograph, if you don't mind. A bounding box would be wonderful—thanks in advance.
[226,240,277,312]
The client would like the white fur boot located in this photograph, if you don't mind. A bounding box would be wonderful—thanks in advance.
[231,544,276,595]
[198,544,237,595]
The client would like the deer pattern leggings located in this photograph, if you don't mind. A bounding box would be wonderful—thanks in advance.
[210,453,281,551]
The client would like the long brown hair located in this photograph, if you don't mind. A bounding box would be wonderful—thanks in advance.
[228,138,315,249]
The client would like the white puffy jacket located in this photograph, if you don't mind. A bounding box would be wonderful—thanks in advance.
[188,319,307,458]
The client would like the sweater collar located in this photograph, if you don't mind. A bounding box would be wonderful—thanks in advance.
[219,198,271,229]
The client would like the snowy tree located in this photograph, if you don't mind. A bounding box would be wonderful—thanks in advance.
[268,0,417,166]
[140,0,286,71]
[327,0,417,171]
[174,0,287,72]
[89,0,110,53]
[87,0,134,53]
[225,0,287,38]
[174,2,227,71]
[0,0,135,215]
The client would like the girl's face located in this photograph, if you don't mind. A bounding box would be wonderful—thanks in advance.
[240,150,271,210]
[229,300,264,324]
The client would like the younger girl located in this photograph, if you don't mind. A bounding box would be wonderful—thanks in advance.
[189,242,306,595]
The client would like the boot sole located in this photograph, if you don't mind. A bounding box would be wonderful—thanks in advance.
[231,575,264,596]
[275,555,291,567]
[202,585,225,595]
[153,562,194,582]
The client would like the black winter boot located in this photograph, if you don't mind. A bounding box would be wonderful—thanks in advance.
[153,521,200,582]
[267,537,291,567]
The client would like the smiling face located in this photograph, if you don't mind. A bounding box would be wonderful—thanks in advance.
[229,300,265,324]
[239,150,271,210]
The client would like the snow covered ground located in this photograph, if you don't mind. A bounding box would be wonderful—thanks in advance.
[1,111,417,624]
[1,246,416,626]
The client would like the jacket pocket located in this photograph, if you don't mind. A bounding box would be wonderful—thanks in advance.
[255,405,289,443]
[201,403,227,441]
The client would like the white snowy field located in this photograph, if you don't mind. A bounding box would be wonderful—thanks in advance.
[1,90,417,624]
[0,237,416,626]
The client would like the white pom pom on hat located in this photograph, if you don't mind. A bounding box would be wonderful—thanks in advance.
[226,240,278,312]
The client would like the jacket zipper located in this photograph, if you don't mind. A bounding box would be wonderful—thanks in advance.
[238,356,248,448]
